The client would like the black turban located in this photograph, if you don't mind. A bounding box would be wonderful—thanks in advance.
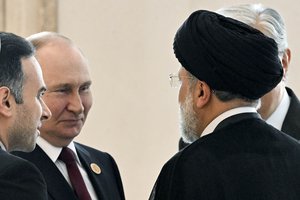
[173,10,283,100]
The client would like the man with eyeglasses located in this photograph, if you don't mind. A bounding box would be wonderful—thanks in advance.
[179,3,300,150]
[149,10,300,200]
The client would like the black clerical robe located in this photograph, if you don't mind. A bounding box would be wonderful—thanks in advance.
[151,113,300,200]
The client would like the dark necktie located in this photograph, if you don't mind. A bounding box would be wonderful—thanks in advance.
[58,147,92,200]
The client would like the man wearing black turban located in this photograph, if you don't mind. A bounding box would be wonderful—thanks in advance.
[149,10,300,200]
[179,3,300,150]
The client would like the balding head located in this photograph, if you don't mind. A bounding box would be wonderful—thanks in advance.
[27,32,73,50]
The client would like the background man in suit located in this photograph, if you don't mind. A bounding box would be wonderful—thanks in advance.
[0,32,51,199]
[179,4,300,150]
[14,32,125,200]
[150,10,300,199]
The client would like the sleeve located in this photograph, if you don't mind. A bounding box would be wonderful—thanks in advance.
[107,153,126,200]
[0,158,48,200]
[150,149,223,200]
[149,157,179,200]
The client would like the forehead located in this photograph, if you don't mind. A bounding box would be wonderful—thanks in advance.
[21,56,44,84]
[35,41,91,87]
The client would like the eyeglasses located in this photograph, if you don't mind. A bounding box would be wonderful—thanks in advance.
[169,73,193,88]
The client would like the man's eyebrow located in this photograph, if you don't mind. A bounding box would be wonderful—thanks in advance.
[81,81,92,86]
[49,83,72,89]
[47,81,92,91]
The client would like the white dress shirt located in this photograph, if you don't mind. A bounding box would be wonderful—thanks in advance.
[201,106,258,138]
[266,89,290,130]
[37,137,98,200]
[0,142,6,151]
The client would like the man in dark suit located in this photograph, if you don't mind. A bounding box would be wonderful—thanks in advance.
[13,32,125,200]
[179,4,300,150]
[0,32,51,199]
[150,10,300,200]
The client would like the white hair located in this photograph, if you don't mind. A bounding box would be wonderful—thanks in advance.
[217,4,288,59]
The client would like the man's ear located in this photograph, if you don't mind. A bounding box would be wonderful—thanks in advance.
[193,81,212,108]
[0,87,13,117]
[282,48,291,81]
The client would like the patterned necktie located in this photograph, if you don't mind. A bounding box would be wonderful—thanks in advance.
[59,147,92,200]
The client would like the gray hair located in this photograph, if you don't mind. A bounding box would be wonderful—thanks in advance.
[216,4,288,59]
[187,71,258,106]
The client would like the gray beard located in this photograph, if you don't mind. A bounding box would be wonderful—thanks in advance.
[179,92,200,143]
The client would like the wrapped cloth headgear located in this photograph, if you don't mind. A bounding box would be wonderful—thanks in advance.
[174,10,283,99]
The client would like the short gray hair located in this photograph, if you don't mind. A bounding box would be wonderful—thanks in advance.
[217,4,288,59]
[187,71,258,105]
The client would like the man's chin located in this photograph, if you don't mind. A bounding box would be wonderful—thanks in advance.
[11,142,36,153]
[61,128,81,138]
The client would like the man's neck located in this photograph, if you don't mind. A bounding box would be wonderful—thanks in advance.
[258,83,285,120]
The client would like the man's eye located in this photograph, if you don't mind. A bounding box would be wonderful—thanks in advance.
[56,88,69,93]
[80,85,90,92]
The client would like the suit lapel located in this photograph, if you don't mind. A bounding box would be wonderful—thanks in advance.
[25,145,78,200]
[282,87,300,140]
[75,143,105,199]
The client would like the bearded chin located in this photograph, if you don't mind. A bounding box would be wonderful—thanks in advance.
[179,92,200,144]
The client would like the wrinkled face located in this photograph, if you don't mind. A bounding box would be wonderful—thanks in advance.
[36,41,93,147]
[8,56,51,152]
[178,68,199,143]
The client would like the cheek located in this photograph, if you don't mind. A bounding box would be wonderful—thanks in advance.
[178,85,188,105]
[31,100,43,119]
[82,95,93,115]
[42,97,66,117]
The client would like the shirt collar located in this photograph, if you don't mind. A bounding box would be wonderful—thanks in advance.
[266,89,290,130]
[37,137,80,163]
[0,141,6,151]
[201,106,257,138]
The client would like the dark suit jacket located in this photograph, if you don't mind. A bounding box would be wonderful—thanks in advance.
[179,87,300,150]
[151,113,300,200]
[0,149,47,200]
[13,143,125,200]
[281,87,300,139]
